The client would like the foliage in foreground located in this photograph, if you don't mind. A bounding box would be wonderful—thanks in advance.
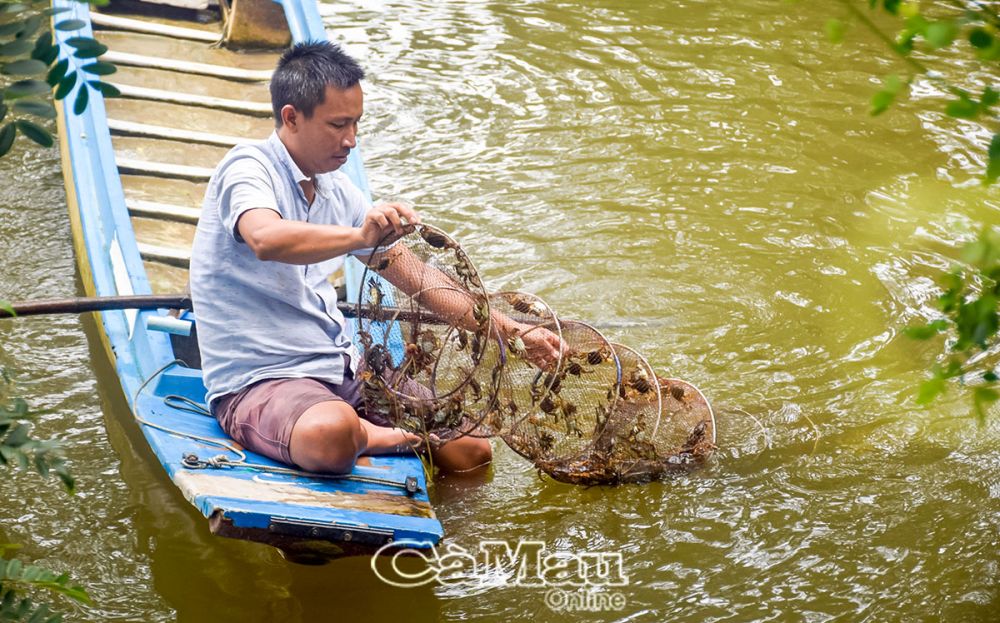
[0,368,91,622]
[827,0,1000,418]
[1,0,117,158]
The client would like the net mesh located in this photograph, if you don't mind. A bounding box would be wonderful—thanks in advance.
[352,223,716,483]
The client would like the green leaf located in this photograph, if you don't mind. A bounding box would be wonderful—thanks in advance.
[961,239,988,265]
[871,91,895,116]
[64,37,105,58]
[80,61,115,76]
[2,59,48,76]
[871,75,904,116]
[825,18,845,43]
[986,133,1000,184]
[4,79,49,99]
[0,102,6,123]
[924,20,957,49]
[882,0,901,15]
[0,122,16,158]
[72,84,88,115]
[29,30,53,61]
[983,371,998,383]
[945,93,979,119]
[973,387,999,422]
[73,43,107,60]
[87,80,119,98]
[6,557,22,580]
[0,22,25,37]
[4,422,29,447]
[53,71,76,101]
[12,100,55,120]
[15,121,51,147]
[954,294,999,350]
[45,58,68,87]
[16,15,42,41]
[917,377,946,404]
[54,19,86,32]
[982,87,999,109]
[0,300,13,317]
[0,38,33,57]
[903,319,949,340]
[55,468,74,494]
[969,28,993,49]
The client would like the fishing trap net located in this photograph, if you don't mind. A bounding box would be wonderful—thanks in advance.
[352,222,716,484]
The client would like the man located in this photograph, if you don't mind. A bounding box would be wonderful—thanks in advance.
[191,41,561,475]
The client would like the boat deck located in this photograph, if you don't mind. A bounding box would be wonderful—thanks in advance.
[55,0,443,558]
[96,4,277,291]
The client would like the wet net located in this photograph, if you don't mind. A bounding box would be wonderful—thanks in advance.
[353,223,716,483]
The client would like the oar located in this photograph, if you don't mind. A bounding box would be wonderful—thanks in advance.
[2,294,193,318]
[0,294,674,329]
[0,294,439,324]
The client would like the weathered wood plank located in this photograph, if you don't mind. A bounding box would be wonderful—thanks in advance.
[138,242,191,268]
[108,118,251,148]
[127,198,201,224]
[103,50,272,82]
[91,12,220,43]
[113,83,273,116]
[117,157,215,182]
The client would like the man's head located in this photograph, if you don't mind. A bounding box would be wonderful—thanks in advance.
[270,42,366,177]
[270,41,365,125]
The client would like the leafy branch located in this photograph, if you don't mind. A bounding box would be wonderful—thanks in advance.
[1,0,118,158]
[1,303,89,616]
[829,0,1000,179]
[824,1,1000,418]
[904,228,1000,420]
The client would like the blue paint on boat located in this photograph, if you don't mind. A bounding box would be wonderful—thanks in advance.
[54,0,443,555]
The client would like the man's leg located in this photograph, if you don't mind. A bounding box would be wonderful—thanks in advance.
[431,436,492,474]
[288,401,423,472]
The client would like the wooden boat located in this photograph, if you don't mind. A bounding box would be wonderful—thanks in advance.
[54,0,443,561]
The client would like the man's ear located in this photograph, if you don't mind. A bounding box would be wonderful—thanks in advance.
[280,104,299,130]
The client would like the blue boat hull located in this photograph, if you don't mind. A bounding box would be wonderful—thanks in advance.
[54,0,443,559]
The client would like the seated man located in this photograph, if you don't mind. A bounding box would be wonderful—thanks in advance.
[190,41,561,474]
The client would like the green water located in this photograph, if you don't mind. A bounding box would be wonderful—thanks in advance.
[2,1,999,621]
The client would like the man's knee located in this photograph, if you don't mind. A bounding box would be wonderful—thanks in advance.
[289,402,365,473]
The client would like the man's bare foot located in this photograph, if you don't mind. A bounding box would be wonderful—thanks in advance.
[360,420,424,455]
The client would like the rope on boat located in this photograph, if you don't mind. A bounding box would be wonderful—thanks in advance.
[132,360,422,496]
[180,452,419,495]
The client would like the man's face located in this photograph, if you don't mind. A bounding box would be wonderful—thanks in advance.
[281,83,363,177]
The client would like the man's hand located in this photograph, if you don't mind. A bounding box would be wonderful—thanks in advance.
[517,325,567,371]
[359,202,421,249]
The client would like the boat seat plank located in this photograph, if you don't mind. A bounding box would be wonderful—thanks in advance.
[109,118,251,148]
[127,198,201,224]
[91,11,220,43]
[106,99,274,138]
[117,157,215,182]
[138,242,191,268]
[103,50,273,82]
[98,31,279,72]
[113,83,273,116]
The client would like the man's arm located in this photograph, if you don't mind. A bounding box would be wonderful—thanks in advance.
[237,202,419,264]
[375,244,564,369]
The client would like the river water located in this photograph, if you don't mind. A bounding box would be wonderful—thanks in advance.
[2,1,999,621]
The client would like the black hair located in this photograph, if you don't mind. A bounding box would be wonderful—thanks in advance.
[270,41,366,126]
